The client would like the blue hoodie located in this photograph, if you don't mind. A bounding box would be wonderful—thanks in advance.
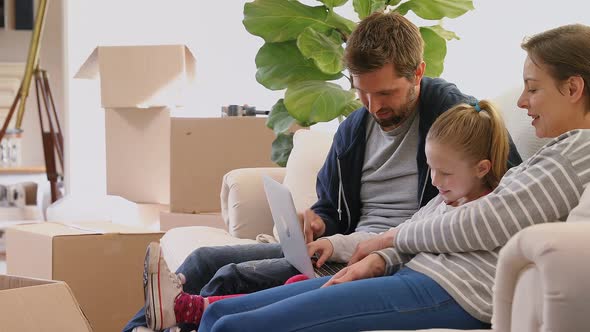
[311,77,523,236]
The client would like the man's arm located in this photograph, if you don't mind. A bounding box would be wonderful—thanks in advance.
[310,139,345,237]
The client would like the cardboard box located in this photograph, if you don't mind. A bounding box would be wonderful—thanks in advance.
[105,107,170,204]
[170,117,275,213]
[75,45,196,108]
[75,45,196,204]
[160,211,227,232]
[6,222,164,332]
[0,275,93,331]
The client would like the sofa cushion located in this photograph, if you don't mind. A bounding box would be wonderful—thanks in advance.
[566,186,590,222]
[493,88,550,161]
[283,129,334,212]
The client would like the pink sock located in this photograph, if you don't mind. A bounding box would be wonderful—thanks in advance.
[174,292,245,325]
[174,292,205,325]
[284,274,309,284]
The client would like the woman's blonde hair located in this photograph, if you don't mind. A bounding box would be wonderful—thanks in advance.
[426,100,509,189]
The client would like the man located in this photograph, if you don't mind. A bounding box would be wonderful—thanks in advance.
[124,12,522,332]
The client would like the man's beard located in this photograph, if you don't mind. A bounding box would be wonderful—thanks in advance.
[372,86,417,130]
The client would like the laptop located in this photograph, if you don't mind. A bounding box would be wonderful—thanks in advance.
[262,176,346,278]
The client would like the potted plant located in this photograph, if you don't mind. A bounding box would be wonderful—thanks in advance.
[243,0,474,166]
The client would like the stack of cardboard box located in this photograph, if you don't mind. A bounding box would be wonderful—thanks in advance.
[76,44,277,231]
[4,44,278,331]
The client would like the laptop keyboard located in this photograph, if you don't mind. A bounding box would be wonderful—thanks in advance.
[313,261,347,277]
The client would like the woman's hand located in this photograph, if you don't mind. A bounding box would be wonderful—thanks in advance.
[307,239,334,267]
[322,253,386,287]
[348,228,398,264]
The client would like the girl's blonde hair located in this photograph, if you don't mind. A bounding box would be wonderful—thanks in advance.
[426,100,509,189]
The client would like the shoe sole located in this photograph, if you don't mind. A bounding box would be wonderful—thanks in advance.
[144,242,163,331]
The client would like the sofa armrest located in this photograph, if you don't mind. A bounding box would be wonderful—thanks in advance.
[493,222,590,332]
[220,167,287,239]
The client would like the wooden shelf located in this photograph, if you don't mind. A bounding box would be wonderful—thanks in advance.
[0,166,46,175]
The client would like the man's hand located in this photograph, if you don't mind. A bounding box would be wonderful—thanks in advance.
[348,228,398,264]
[300,209,326,243]
[307,239,333,267]
[322,253,386,287]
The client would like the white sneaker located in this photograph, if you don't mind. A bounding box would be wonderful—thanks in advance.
[144,242,182,331]
[132,327,155,332]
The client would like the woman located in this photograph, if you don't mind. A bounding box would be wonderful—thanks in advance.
[197,24,590,332]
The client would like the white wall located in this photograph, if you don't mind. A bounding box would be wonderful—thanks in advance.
[56,0,590,223]
[0,0,65,168]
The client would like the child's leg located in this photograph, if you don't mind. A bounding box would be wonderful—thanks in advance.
[174,274,309,325]
[284,274,310,284]
[174,293,244,325]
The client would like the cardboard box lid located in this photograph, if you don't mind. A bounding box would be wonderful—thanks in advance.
[0,275,92,331]
[75,45,196,108]
[10,221,163,237]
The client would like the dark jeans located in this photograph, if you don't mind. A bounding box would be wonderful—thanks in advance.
[122,243,299,332]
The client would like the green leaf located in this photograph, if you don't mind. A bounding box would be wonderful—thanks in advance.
[297,27,344,75]
[243,0,331,42]
[285,81,358,123]
[421,27,447,77]
[325,11,357,36]
[342,99,364,117]
[426,24,460,41]
[387,0,402,6]
[353,0,387,20]
[395,0,474,20]
[255,41,343,90]
[271,133,294,167]
[266,99,296,134]
[317,0,349,9]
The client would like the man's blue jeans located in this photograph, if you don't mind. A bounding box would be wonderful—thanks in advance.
[122,243,299,332]
[199,268,491,332]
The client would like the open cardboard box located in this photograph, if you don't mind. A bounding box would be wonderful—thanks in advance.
[6,221,163,332]
[0,274,92,331]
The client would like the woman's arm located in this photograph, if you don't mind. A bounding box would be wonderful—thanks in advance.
[396,147,585,254]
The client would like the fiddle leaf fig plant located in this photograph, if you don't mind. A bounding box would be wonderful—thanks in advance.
[243,0,474,166]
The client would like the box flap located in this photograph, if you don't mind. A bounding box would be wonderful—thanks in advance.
[66,221,164,235]
[7,221,161,236]
[0,276,93,331]
[74,47,99,79]
[0,274,53,290]
[6,226,55,279]
[74,45,196,108]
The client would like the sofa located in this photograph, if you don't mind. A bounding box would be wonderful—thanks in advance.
[159,90,590,331]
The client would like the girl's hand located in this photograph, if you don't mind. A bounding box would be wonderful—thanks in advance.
[307,239,333,267]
